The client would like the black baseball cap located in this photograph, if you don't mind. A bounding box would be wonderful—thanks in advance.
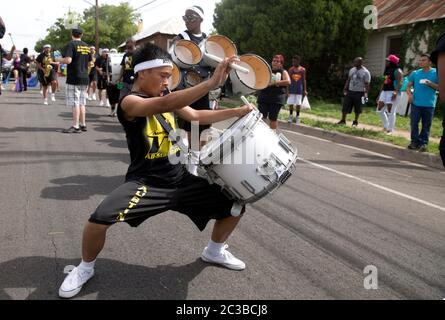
[72,28,83,36]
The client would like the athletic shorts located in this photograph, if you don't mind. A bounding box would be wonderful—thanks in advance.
[89,70,97,83]
[97,76,108,90]
[66,84,88,107]
[287,94,303,106]
[258,103,283,121]
[342,91,364,114]
[89,172,245,231]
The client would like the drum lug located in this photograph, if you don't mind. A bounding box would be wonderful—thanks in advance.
[241,180,256,194]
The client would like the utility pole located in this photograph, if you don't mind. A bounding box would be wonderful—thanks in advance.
[95,0,99,52]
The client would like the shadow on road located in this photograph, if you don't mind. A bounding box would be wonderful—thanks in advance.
[41,175,124,200]
[0,256,208,300]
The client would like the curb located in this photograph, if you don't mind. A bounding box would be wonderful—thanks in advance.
[278,120,444,170]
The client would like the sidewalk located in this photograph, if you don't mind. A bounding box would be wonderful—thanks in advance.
[220,97,443,170]
[296,112,441,144]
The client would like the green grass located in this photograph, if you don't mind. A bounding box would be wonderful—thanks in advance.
[220,97,441,155]
[282,99,443,139]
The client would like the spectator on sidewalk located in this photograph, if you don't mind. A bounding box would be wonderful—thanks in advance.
[431,32,445,167]
[406,54,439,152]
[257,54,290,130]
[56,28,91,133]
[376,54,403,135]
[337,57,371,126]
[287,55,307,124]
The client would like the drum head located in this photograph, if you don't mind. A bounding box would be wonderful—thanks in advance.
[175,40,202,65]
[203,35,237,59]
[185,70,201,87]
[200,110,259,164]
[236,54,271,90]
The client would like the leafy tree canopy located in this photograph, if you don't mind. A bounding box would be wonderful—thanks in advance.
[35,2,138,53]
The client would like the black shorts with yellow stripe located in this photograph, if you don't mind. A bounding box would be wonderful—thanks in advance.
[89,173,244,231]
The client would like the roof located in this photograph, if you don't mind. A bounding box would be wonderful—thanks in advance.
[133,17,184,42]
[375,0,445,29]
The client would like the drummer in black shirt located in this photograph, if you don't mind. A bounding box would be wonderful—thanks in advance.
[58,42,252,299]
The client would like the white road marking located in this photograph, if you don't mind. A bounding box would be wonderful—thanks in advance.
[299,157,445,213]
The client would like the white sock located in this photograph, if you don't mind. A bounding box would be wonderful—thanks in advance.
[207,240,224,256]
[78,259,96,271]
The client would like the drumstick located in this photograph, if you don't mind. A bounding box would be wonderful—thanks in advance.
[204,53,250,74]
[240,95,258,111]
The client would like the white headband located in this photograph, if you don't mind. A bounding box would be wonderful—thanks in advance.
[134,59,174,74]
[186,6,204,19]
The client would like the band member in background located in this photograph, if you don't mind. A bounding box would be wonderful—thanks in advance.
[56,28,91,133]
[95,48,111,107]
[19,48,31,92]
[58,42,252,299]
[36,44,57,105]
[87,46,98,101]
[173,6,212,147]
[118,37,136,101]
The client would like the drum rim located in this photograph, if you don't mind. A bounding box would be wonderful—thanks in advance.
[173,39,202,66]
[230,54,271,90]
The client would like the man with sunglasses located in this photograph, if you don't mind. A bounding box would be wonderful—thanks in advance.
[173,6,212,150]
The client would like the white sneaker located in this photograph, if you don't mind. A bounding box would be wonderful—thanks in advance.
[295,116,300,124]
[201,244,245,270]
[43,99,48,105]
[59,266,94,299]
[87,95,92,101]
[92,94,97,101]
[51,94,56,102]
[287,115,293,123]
[99,100,104,107]
[106,100,111,108]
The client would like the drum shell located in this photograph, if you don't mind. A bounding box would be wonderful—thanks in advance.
[169,40,202,69]
[200,110,297,204]
[184,70,202,87]
[168,62,181,91]
[229,54,271,95]
[200,35,237,68]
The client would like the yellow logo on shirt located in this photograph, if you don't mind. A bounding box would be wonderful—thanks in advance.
[145,113,180,160]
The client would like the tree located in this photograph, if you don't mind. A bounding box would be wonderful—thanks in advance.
[213,0,372,99]
[35,2,138,53]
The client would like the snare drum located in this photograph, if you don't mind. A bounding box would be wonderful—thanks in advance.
[199,109,297,204]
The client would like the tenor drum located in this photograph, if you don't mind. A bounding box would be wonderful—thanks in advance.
[200,35,237,68]
[108,53,124,84]
[169,40,202,69]
[184,70,202,87]
[229,54,271,95]
[168,62,181,90]
[199,109,297,204]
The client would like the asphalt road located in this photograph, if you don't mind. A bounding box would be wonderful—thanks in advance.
[0,87,444,300]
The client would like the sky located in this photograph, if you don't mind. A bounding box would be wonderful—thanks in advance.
[0,0,220,55]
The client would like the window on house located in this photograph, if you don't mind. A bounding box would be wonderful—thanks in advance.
[387,36,403,57]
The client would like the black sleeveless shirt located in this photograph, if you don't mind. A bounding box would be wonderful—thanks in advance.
[117,92,186,187]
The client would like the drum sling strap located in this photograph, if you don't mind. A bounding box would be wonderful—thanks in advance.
[154,113,189,152]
